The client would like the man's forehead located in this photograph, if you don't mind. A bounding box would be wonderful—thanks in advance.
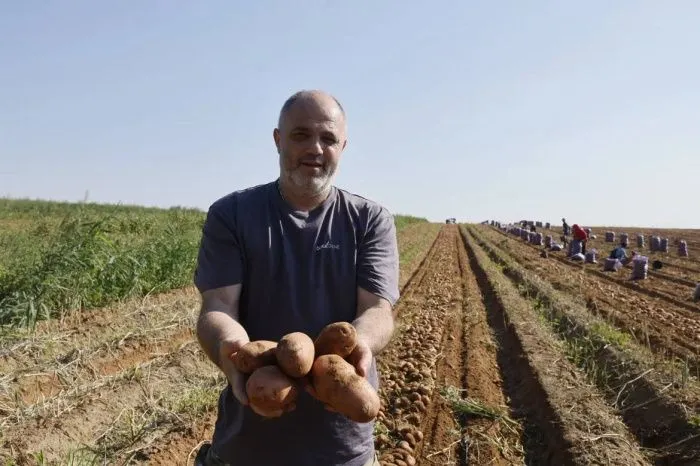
[279,93,345,129]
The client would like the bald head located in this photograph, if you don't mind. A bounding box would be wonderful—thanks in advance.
[277,90,346,130]
[273,89,348,201]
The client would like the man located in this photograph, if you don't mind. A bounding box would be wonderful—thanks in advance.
[561,218,570,248]
[572,223,589,255]
[193,90,399,466]
[609,245,638,266]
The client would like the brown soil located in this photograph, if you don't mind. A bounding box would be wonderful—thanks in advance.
[538,226,700,291]
[481,227,700,368]
[375,226,523,466]
[461,226,651,466]
[1,341,222,465]
[473,226,700,464]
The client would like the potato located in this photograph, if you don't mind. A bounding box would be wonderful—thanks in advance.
[311,354,380,423]
[314,322,357,358]
[246,365,298,417]
[276,332,315,378]
[233,340,277,374]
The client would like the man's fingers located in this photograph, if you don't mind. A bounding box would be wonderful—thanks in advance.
[227,366,249,405]
[324,403,338,413]
[358,352,372,378]
[233,382,249,405]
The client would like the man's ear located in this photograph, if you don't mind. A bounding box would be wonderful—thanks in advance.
[273,128,281,152]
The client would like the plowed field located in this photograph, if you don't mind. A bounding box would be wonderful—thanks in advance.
[2,221,699,465]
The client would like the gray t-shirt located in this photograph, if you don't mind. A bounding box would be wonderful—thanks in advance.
[194,180,400,466]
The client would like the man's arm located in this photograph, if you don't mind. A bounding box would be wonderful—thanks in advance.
[197,284,251,405]
[352,286,395,355]
[194,199,249,403]
[197,284,247,366]
[348,287,395,378]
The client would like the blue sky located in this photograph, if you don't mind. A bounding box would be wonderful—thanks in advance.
[2,1,699,227]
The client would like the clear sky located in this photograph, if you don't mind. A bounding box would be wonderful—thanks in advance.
[2,1,699,228]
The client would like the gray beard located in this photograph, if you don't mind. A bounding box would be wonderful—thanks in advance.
[282,166,335,198]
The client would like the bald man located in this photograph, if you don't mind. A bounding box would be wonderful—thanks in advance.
[193,90,398,466]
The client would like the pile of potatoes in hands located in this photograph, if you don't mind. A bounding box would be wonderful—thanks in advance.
[231,322,380,423]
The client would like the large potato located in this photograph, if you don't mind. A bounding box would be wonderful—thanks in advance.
[233,340,277,374]
[276,332,315,378]
[314,322,357,358]
[246,365,298,417]
[311,354,380,423]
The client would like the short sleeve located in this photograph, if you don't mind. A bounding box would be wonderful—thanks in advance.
[357,207,400,305]
[194,201,244,293]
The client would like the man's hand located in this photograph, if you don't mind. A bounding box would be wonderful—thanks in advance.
[219,339,249,406]
[302,375,337,413]
[346,337,373,378]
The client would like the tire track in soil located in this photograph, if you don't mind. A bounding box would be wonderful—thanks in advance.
[408,228,466,465]
[461,227,651,466]
[139,226,445,466]
[453,229,523,464]
[415,227,524,465]
[381,225,523,466]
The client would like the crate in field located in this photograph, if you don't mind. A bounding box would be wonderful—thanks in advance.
[637,234,645,248]
[632,256,649,280]
[585,250,597,263]
[605,232,615,243]
[660,238,669,253]
[620,233,629,247]
[569,240,583,256]
[545,235,552,248]
[679,240,689,257]
[533,233,543,246]
[651,236,661,252]
[604,258,622,271]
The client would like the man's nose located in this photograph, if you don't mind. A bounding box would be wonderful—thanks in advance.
[305,137,323,155]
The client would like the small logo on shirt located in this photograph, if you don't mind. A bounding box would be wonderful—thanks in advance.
[316,241,340,252]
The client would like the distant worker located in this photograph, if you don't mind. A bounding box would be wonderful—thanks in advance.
[609,246,638,266]
[561,218,571,248]
[530,224,537,233]
[572,224,588,255]
[562,218,570,236]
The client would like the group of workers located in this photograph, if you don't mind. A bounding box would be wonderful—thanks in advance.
[560,217,636,264]
[560,218,589,254]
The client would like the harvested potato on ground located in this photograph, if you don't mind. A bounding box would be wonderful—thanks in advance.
[314,322,357,358]
[276,332,315,378]
[246,365,298,417]
[311,354,380,422]
[233,340,278,374]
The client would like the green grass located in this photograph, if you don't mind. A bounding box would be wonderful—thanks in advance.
[393,213,428,230]
[0,198,426,329]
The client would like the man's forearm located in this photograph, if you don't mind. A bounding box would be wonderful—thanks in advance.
[352,306,395,355]
[197,310,249,368]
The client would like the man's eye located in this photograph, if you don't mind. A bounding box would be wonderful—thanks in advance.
[323,137,337,144]
[291,132,308,140]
